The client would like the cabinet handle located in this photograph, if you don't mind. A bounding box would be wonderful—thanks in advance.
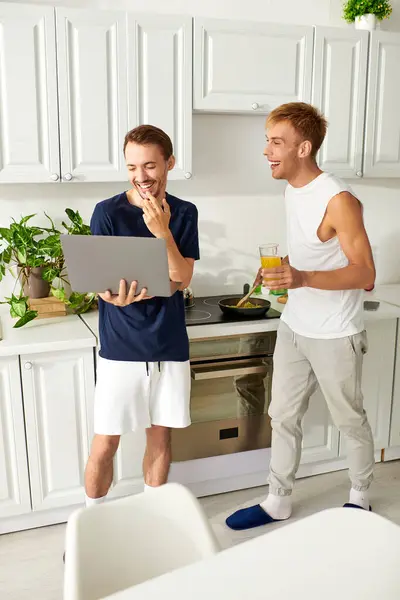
[24,362,32,370]
[356,171,363,177]
[50,173,59,182]
[251,102,260,110]
[63,173,73,181]
[184,172,192,179]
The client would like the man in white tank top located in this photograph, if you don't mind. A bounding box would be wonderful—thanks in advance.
[227,102,376,531]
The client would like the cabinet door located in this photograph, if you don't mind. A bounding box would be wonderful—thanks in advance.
[364,31,400,177]
[56,8,128,182]
[21,348,95,511]
[194,18,313,113]
[127,15,192,180]
[390,322,400,448]
[301,387,340,464]
[0,3,60,183]
[313,27,368,178]
[110,430,146,499]
[361,320,396,450]
[0,356,31,519]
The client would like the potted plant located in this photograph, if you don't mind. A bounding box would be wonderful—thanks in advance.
[0,209,96,327]
[343,0,392,31]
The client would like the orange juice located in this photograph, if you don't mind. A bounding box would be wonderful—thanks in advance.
[261,255,281,281]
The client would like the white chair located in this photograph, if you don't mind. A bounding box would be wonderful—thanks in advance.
[63,482,220,600]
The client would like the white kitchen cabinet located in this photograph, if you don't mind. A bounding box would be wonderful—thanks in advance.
[301,388,340,464]
[127,15,192,180]
[333,320,396,458]
[21,348,95,511]
[389,322,400,449]
[360,320,396,450]
[194,18,314,114]
[56,8,128,182]
[364,31,400,177]
[302,320,396,465]
[313,27,369,178]
[0,3,60,183]
[0,357,31,519]
[110,430,146,498]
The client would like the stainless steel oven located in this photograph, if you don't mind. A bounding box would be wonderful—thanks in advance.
[171,332,276,462]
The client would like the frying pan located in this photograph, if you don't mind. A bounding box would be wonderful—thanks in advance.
[218,296,271,319]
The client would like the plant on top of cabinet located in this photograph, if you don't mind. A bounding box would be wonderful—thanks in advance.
[0,210,96,327]
[343,0,392,30]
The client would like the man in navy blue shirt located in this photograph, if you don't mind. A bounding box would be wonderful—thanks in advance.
[84,125,199,506]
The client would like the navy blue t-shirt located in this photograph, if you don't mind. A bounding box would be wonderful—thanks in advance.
[90,191,200,362]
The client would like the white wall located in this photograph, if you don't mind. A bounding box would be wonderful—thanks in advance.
[1,0,400,298]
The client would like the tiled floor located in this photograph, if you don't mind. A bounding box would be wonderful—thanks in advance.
[1,461,399,600]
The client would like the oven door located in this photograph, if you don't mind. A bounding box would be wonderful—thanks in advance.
[171,356,273,462]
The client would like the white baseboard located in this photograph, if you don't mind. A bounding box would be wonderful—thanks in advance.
[383,446,400,461]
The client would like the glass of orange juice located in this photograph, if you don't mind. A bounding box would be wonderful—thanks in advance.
[259,244,286,296]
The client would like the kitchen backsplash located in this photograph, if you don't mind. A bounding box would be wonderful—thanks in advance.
[0,114,399,299]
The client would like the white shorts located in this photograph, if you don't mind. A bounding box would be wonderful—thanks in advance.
[94,357,191,435]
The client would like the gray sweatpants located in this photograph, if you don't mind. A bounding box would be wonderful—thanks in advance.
[268,321,374,496]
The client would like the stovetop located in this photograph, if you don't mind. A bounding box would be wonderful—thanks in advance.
[185,295,281,326]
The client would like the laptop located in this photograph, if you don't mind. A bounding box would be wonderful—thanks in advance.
[61,234,178,297]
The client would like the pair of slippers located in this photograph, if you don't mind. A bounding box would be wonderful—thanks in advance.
[226,502,372,531]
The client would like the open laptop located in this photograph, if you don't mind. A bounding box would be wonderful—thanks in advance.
[61,234,179,297]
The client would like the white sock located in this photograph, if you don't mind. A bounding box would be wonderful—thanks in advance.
[260,493,292,520]
[349,488,369,510]
[85,493,107,507]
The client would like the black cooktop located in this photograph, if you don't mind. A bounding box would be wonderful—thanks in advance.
[185,295,281,326]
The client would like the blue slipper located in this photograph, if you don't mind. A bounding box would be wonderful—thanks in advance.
[226,504,283,531]
[343,502,372,511]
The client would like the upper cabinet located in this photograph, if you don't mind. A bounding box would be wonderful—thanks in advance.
[56,9,128,183]
[127,15,192,180]
[364,31,400,177]
[313,27,368,179]
[0,4,60,183]
[194,18,314,114]
[0,4,192,183]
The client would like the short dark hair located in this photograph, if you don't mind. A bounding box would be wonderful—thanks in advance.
[266,102,328,158]
[123,125,173,160]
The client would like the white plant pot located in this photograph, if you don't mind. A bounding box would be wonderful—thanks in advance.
[355,14,377,31]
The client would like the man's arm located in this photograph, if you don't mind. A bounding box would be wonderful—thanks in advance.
[164,237,195,290]
[142,193,198,290]
[264,192,375,291]
[303,192,375,290]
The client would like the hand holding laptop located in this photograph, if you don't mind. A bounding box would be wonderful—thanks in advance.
[99,279,152,307]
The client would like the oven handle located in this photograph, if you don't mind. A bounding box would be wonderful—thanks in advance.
[191,363,269,381]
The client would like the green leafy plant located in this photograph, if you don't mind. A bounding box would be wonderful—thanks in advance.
[0,210,96,327]
[343,0,392,22]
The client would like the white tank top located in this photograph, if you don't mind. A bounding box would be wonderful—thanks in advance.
[281,172,364,339]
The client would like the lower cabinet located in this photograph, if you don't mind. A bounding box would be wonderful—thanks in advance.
[0,347,96,520]
[300,320,397,466]
[386,320,400,458]
[301,388,340,464]
[109,430,146,498]
[0,318,398,524]
[0,356,31,518]
[21,348,95,511]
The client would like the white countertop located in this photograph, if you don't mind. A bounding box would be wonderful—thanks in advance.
[0,306,96,357]
[1,286,400,357]
[80,287,400,342]
[103,508,400,600]
[370,283,400,307]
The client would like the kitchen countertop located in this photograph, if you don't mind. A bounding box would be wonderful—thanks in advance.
[0,306,96,357]
[1,286,400,357]
[80,288,400,342]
